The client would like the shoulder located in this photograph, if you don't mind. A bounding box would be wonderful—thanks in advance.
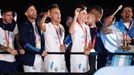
[21,19,31,27]
[59,24,64,28]
[59,24,65,32]
[113,20,122,28]
[19,21,31,31]
[132,19,134,24]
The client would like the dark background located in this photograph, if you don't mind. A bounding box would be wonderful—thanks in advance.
[0,0,134,74]
[0,0,134,35]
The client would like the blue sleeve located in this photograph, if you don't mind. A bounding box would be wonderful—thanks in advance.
[19,23,41,53]
[24,43,41,52]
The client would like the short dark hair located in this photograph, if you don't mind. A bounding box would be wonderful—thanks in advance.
[23,3,35,13]
[49,3,59,11]
[121,5,133,13]
[1,7,13,15]
[87,5,103,15]
[76,4,87,12]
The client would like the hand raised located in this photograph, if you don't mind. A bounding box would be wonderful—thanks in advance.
[104,15,114,27]
[74,8,81,17]
[43,10,50,18]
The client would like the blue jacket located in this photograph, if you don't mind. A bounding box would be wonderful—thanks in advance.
[18,18,45,66]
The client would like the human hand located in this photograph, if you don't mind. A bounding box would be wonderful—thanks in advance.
[43,10,50,18]
[19,49,25,55]
[104,15,114,27]
[41,50,48,57]
[60,44,65,52]
[7,47,18,56]
[74,8,81,18]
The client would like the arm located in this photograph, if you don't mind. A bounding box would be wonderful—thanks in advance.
[13,24,25,54]
[13,24,23,49]
[38,11,50,32]
[102,15,115,34]
[103,16,114,27]
[84,42,92,56]
[15,33,25,54]
[69,16,77,34]
[0,44,8,51]
[84,27,92,55]
[15,33,23,49]
[19,24,40,53]
[0,44,18,56]
[69,8,81,34]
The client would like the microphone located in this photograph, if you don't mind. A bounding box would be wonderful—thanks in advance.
[112,5,123,16]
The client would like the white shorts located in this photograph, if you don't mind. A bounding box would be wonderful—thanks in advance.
[44,54,67,72]
[23,54,44,72]
[70,55,90,73]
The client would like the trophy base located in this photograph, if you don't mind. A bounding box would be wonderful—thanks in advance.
[119,46,131,51]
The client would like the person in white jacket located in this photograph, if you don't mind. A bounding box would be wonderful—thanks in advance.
[69,4,92,73]
[39,4,67,72]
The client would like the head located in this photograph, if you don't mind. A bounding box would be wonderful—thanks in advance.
[77,4,88,24]
[66,16,73,27]
[121,6,133,22]
[87,13,96,26]
[88,5,103,22]
[49,4,61,24]
[1,8,14,24]
[25,5,37,20]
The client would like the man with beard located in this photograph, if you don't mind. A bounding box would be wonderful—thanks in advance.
[19,4,45,72]
[0,7,18,72]
[101,5,134,66]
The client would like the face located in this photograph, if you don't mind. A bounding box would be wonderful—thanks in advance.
[77,10,87,23]
[90,9,101,22]
[25,5,37,19]
[87,13,96,26]
[66,16,73,27]
[50,8,61,23]
[121,7,133,21]
[2,11,13,24]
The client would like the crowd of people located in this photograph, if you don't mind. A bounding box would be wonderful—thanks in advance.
[0,3,134,74]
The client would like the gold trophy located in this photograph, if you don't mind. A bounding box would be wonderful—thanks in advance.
[119,39,131,51]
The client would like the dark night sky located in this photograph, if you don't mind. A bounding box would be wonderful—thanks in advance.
[0,0,133,15]
[0,0,134,35]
